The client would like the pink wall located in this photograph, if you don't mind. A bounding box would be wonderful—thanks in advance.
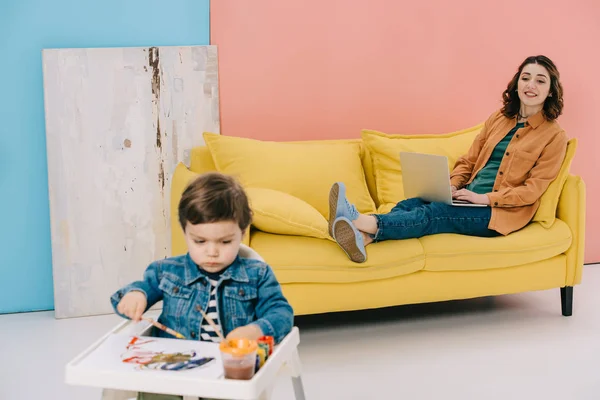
[212,0,600,263]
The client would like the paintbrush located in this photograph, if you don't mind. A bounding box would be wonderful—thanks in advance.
[143,317,186,339]
[198,308,226,341]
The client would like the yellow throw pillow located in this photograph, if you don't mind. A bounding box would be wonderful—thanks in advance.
[362,125,482,205]
[203,133,376,217]
[171,164,331,243]
[246,187,331,240]
[533,138,577,228]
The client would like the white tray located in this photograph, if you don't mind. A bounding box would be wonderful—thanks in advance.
[65,310,302,400]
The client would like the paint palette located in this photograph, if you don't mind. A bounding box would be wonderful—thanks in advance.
[75,333,223,377]
[121,336,216,371]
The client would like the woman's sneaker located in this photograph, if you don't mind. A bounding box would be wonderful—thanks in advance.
[332,216,367,263]
[328,182,359,238]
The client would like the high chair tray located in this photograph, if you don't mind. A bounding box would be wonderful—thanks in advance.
[65,310,301,400]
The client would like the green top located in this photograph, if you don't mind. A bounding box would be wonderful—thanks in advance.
[467,123,525,194]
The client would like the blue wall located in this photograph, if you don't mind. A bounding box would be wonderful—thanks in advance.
[0,0,210,314]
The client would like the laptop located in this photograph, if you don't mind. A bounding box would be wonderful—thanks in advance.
[399,152,488,207]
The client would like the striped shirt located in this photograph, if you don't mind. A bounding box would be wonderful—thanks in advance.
[199,277,222,343]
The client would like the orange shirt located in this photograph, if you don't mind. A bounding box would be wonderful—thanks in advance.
[450,109,568,235]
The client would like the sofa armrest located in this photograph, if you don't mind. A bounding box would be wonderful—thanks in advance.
[556,174,586,285]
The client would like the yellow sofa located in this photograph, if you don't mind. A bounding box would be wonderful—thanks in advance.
[169,126,586,318]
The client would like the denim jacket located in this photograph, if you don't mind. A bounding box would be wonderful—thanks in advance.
[110,254,294,344]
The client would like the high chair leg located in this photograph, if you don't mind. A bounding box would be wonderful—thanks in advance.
[288,349,306,400]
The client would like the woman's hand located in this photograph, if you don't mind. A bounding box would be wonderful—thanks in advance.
[452,189,490,205]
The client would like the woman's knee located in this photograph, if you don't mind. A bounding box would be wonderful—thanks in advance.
[424,202,453,217]
[391,197,426,212]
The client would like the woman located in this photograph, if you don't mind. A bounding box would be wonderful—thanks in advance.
[330,55,568,263]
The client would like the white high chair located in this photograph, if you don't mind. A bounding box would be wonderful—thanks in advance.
[67,245,306,400]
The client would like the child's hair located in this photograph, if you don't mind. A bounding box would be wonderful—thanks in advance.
[178,172,252,231]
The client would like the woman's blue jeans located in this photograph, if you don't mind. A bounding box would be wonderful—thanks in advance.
[372,198,500,242]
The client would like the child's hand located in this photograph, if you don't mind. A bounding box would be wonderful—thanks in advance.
[116,291,147,322]
[226,324,264,341]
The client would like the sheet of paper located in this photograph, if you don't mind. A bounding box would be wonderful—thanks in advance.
[76,333,224,379]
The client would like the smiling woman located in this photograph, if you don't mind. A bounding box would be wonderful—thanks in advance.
[502,55,564,123]
[327,55,569,264]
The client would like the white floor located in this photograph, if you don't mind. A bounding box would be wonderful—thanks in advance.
[2,266,600,400]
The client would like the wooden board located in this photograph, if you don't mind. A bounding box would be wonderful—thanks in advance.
[42,45,220,318]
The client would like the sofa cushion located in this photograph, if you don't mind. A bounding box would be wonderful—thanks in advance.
[249,231,424,284]
[361,125,482,205]
[245,187,331,240]
[420,220,572,272]
[203,133,376,217]
[532,138,577,228]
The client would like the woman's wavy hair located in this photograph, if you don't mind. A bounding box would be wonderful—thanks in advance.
[501,55,564,121]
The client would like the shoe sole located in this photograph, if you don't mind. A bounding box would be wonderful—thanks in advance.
[328,183,340,237]
[333,218,366,263]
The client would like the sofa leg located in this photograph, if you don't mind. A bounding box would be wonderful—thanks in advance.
[561,286,573,316]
